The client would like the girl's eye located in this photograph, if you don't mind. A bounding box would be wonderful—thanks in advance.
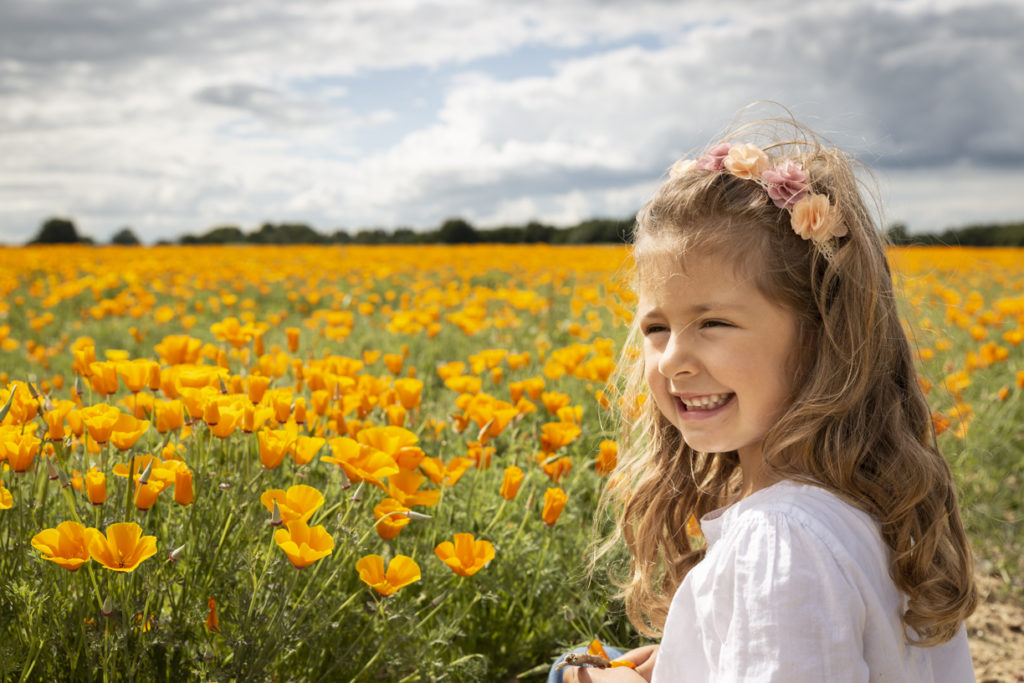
[642,324,667,336]
[700,319,730,329]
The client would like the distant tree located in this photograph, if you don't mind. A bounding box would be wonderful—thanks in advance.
[392,228,419,244]
[29,217,80,244]
[523,221,555,244]
[188,225,245,244]
[437,218,478,244]
[251,222,325,244]
[354,229,390,245]
[328,229,352,244]
[886,223,910,245]
[110,227,141,245]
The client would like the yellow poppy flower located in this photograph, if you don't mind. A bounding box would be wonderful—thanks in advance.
[542,487,568,526]
[87,361,120,396]
[79,404,124,444]
[500,466,524,500]
[85,468,107,505]
[86,522,158,572]
[261,485,324,524]
[31,521,92,571]
[434,533,495,577]
[0,425,41,472]
[373,497,411,540]
[355,554,420,596]
[596,440,618,475]
[257,428,293,469]
[322,437,399,488]
[539,421,581,453]
[109,413,151,451]
[274,519,334,569]
[386,468,441,508]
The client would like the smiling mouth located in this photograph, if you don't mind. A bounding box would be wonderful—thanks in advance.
[678,393,734,411]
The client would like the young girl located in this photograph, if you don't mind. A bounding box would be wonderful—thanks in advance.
[558,114,977,682]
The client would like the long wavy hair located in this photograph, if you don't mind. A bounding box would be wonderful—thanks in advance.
[599,113,976,646]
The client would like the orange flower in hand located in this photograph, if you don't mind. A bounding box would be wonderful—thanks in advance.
[356,554,420,596]
[434,533,495,577]
[31,521,92,571]
[86,522,157,572]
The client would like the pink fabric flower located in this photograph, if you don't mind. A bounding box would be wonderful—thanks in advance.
[723,143,769,180]
[695,143,732,171]
[762,160,809,210]
[790,194,848,242]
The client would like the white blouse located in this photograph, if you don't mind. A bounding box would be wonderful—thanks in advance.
[651,480,975,682]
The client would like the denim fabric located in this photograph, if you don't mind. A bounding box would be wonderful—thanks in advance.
[546,646,627,683]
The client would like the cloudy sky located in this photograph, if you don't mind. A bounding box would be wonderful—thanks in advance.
[2,0,1023,244]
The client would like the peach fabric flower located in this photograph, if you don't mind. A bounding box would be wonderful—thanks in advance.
[791,194,847,242]
[723,143,769,180]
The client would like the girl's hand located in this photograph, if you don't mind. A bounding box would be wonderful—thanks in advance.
[562,644,659,683]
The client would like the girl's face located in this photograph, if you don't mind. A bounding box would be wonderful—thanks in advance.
[638,248,800,473]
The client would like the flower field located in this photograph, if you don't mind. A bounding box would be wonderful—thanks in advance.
[0,244,1022,681]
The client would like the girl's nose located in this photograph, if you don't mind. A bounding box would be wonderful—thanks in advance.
[658,333,698,378]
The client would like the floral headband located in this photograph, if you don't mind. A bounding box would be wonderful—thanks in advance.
[670,142,847,259]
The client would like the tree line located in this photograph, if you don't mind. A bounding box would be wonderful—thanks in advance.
[21,215,1024,247]
[25,216,633,246]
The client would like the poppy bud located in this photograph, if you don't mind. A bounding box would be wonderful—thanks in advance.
[137,459,154,486]
[270,500,283,527]
[169,543,186,562]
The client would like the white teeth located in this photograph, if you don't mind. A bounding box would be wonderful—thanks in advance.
[680,393,732,410]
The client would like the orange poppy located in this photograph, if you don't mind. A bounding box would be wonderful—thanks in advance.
[86,522,158,572]
[322,436,399,488]
[274,519,334,569]
[595,440,618,475]
[541,456,572,484]
[109,413,151,451]
[87,361,120,396]
[85,468,107,505]
[79,404,123,445]
[373,497,411,540]
[539,421,581,453]
[0,425,41,472]
[261,485,325,524]
[500,465,524,500]
[434,533,495,577]
[355,554,420,596]
[542,487,568,526]
[206,596,220,632]
[31,521,92,571]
